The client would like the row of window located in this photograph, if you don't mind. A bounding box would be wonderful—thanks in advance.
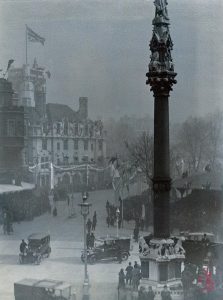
[39,155,100,167]
[42,139,103,151]
[6,119,24,137]
[56,122,89,136]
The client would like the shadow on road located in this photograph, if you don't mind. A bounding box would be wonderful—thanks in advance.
[0,254,20,265]
[49,256,82,265]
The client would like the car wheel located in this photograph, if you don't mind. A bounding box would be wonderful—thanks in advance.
[81,254,85,263]
[89,255,97,264]
[46,247,51,258]
[121,252,129,261]
[35,255,41,265]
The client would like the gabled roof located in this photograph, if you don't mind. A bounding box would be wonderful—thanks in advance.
[46,103,77,122]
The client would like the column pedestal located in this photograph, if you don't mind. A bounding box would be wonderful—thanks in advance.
[139,238,184,300]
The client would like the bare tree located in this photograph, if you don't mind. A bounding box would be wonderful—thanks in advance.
[175,117,209,173]
[204,111,223,170]
[173,111,223,175]
[125,131,153,186]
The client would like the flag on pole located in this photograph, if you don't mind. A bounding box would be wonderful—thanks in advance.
[50,162,54,190]
[26,25,45,45]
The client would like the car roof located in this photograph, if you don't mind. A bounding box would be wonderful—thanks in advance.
[188,232,214,237]
[15,278,72,290]
[28,233,50,240]
[96,236,130,242]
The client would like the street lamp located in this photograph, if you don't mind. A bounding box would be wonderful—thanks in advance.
[79,192,92,300]
[116,207,120,238]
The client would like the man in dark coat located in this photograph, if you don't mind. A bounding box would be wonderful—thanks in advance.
[86,218,92,233]
[133,225,139,243]
[86,232,91,249]
[161,285,172,300]
[125,262,133,285]
[92,211,97,231]
[118,269,125,289]
[148,286,155,300]
[20,239,27,254]
[90,232,95,248]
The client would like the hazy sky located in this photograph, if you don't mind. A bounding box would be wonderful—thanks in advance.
[0,0,223,122]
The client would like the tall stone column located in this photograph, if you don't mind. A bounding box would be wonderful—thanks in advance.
[146,0,177,238]
[139,2,184,298]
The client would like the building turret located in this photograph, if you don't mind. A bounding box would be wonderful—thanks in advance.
[20,65,35,107]
[0,78,24,184]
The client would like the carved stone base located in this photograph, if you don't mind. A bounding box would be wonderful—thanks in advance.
[139,238,185,300]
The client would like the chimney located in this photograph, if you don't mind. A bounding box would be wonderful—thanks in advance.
[79,97,88,119]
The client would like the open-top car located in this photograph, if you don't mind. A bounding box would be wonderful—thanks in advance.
[81,236,131,264]
[19,233,51,265]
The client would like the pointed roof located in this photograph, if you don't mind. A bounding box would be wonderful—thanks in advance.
[46,103,77,122]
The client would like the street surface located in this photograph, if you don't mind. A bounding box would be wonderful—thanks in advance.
[0,189,145,300]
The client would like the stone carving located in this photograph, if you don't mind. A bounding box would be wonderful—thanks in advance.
[154,0,169,22]
[139,237,185,259]
[147,0,176,88]
[139,236,150,256]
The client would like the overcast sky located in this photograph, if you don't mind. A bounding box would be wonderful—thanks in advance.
[0,0,223,122]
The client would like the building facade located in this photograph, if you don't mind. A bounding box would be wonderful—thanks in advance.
[0,78,25,184]
[8,60,107,188]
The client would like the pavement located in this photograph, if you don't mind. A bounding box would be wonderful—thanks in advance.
[0,189,147,300]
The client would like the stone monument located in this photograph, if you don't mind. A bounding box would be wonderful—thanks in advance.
[139,1,185,299]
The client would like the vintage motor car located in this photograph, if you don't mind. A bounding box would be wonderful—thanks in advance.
[14,278,76,300]
[19,233,51,264]
[81,236,131,264]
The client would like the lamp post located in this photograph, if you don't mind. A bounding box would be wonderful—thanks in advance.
[79,192,91,300]
[116,208,120,238]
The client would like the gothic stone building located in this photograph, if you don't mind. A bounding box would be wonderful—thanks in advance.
[0,78,24,184]
[8,61,107,189]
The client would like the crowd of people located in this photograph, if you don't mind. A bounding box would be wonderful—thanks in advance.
[118,261,141,291]
[119,262,173,300]
[105,200,122,228]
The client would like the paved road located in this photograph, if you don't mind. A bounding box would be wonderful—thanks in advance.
[0,189,145,300]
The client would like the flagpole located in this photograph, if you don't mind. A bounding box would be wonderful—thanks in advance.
[25,25,28,65]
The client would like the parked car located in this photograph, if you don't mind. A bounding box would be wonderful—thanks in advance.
[19,233,51,265]
[14,278,76,300]
[180,232,223,275]
[81,236,131,264]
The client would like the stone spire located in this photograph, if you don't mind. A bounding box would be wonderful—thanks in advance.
[146,0,177,96]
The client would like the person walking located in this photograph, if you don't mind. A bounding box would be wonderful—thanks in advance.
[19,239,27,254]
[92,211,97,231]
[86,232,91,249]
[86,218,92,233]
[161,285,172,300]
[118,269,125,289]
[125,262,133,285]
[138,286,146,300]
[148,286,155,300]
[133,225,139,243]
[90,232,95,249]
[132,264,141,290]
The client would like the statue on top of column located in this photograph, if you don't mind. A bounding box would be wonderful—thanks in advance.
[154,0,169,23]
